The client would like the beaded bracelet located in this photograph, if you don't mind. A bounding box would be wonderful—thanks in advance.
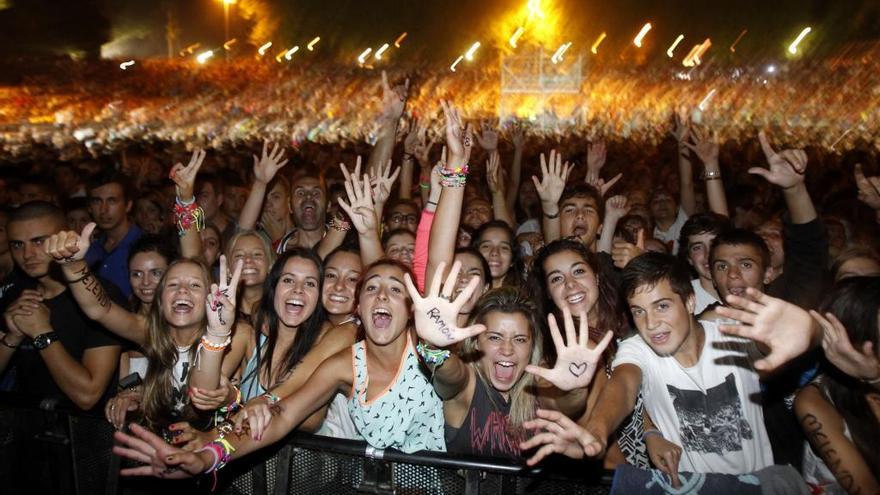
[199,335,231,353]
[173,197,206,237]
[416,341,451,367]
[327,217,352,232]
[439,164,469,188]
[219,386,242,416]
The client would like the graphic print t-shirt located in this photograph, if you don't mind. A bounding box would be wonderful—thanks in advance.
[612,320,773,474]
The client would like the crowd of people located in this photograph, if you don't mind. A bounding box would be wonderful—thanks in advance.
[0,62,879,495]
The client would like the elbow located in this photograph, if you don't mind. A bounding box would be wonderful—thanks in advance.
[71,389,104,411]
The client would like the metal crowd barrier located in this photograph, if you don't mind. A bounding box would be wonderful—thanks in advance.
[0,393,612,495]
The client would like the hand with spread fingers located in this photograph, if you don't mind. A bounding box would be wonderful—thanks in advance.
[205,255,243,340]
[519,408,606,466]
[166,421,214,452]
[475,121,499,151]
[486,151,505,196]
[338,162,379,236]
[252,141,288,185]
[112,423,208,479]
[533,150,572,212]
[585,139,607,184]
[716,287,816,372]
[169,148,207,202]
[751,131,807,189]
[684,126,720,170]
[811,310,880,382]
[526,308,612,392]
[404,260,487,348]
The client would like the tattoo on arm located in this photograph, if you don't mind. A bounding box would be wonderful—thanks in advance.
[76,268,109,308]
[801,413,861,494]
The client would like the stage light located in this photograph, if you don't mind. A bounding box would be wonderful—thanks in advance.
[257,42,272,56]
[375,43,390,60]
[667,35,684,58]
[196,50,214,64]
[307,37,320,51]
[465,42,481,61]
[450,55,464,72]
[119,60,135,70]
[509,27,525,48]
[788,27,811,55]
[394,32,407,48]
[591,32,606,54]
[357,48,372,65]
[634,23,652,48]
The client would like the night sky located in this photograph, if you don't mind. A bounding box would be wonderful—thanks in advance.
[0,0,878,62]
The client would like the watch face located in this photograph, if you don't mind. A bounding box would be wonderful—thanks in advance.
[33,332,56,350]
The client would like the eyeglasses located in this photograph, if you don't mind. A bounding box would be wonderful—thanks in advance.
[390,214,418,225]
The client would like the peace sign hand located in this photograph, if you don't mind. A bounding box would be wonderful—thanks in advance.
[370,158,400,208]
[170,148,207,202]
[404,261,487,348]
[440,100,473,167]
[526,308,612,391]
[205,255,243,339]
[253,141,288,185]
[751,131,807,190]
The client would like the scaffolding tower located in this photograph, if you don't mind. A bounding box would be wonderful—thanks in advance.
[499,46,584,128]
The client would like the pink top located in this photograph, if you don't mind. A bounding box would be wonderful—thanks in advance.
[412,209,434,293]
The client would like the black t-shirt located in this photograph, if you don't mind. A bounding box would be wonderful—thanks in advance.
[0,270,126,410]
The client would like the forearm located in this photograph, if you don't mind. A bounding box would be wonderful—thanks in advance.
[419,166,432,205]
[367,117,397,175]
[357,231,384,267]
[678,154,696,216]
[705,178,729,217]
[544,385,589,419]
[42,343,120,410]
[783,183,818,224]
[316,227,347,260]
[427,185,464,288]
[399,156,415,200]
[491,191,514,227]
[62,262,145,345]
[505,146,523,211]
[430,354,471,401]
[412,210,435,293]
[238,182,269,231]
[541,202,561,243]
[190,346,224,392]
[0,334,22,375]
[179,220,204,261]
[584,367,640,442]
[598,215,621,254]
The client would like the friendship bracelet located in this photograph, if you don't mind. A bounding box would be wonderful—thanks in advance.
[199,335,231,353]
[419,182,431,190]
[439,164,469,188]
[173,200,206,237]
[176,196,195,207]
[327,217,352,232]
[416,341,451,367]
[642,428,663,441]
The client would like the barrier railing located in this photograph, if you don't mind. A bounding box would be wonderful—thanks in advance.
[0,393,612,495]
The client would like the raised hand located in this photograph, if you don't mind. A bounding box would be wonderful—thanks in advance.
[370,158,400,208]
[205,255,243,339]
[684,126,720,169]
[526,308,612,391]
[486,151,504,195]
[611,229,644,269]
[605,195,630,221]
[510,121,525,149]
[475,121,499,151]
[45,222,97,264]
[404,260,487,348]
[670,107,690,144]
[403,118,421,156]
[113,423,207,479]
[170,148,207,202]
[519,408,606,466]
[532,150,572,211]
[440,100,472,166]
[811,310,880,382]
[586,172,623,197]
[380,70,409,121]
[854,164,880,210]
[252,141,288,185]
[716,287,815,372]
[338,165,378,236]
[751,131,807,189]
[585,140,607,183]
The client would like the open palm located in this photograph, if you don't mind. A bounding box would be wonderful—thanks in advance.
[404,261,486,348]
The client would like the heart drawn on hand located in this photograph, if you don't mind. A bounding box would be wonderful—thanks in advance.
[568,362,588,377]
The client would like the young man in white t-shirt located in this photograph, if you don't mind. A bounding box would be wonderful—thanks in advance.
[519,252,820,483]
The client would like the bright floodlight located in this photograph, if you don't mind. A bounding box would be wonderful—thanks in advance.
[788,27,812,55]
[196,50,214,64]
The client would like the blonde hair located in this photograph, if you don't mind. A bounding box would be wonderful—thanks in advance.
[225,230,276,267]
[461,287,544,431]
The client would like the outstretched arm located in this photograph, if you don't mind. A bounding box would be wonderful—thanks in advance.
[238,141,289,232]
[338,158,384,266]
[505,124,525,212]
[753,131,816,224]
[671,112,696,216]
[486,151,514,227]
[170,149,208,260]
[45,226,147,346]
[597,195,629,254]
[684,127,729,217]
[534,150,572,244]
[367,71,408,175]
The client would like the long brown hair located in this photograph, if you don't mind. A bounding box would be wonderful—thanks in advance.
[141,259,212,431]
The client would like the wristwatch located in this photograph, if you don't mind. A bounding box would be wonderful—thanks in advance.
[32,331,59,350]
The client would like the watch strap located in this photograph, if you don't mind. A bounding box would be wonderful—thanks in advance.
[33,331,59,350]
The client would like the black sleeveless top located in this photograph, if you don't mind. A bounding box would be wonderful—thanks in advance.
[444,377,523,460]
